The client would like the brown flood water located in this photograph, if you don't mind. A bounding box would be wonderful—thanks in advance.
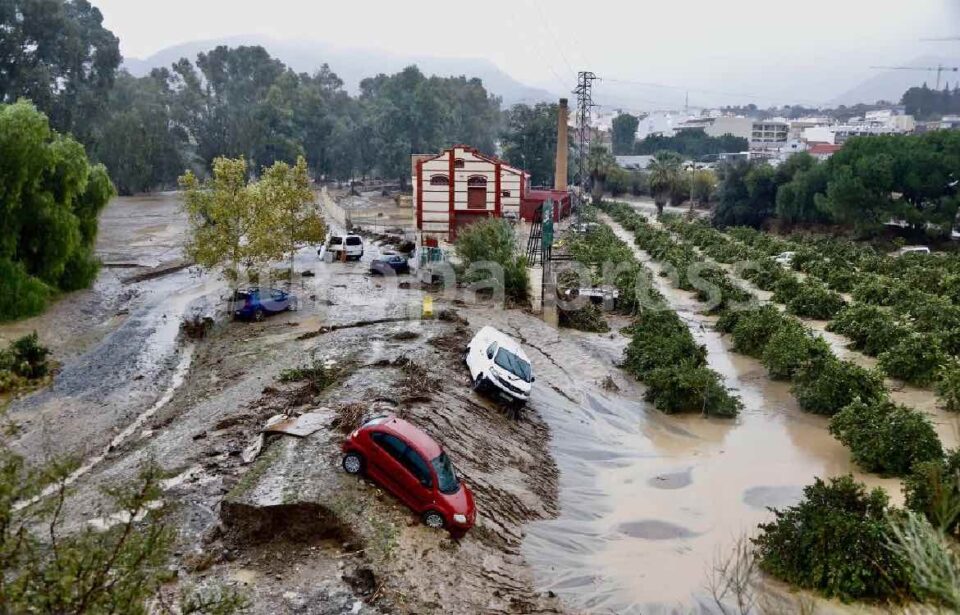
[516,215,903,614]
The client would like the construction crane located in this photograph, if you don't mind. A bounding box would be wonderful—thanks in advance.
[870,64,960,90]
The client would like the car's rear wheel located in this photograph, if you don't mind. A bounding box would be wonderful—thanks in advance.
[422,510,446,529]
[253,308,265,322]
[461,347,470,364]
[472,374,485,392]
[342,452,364,475]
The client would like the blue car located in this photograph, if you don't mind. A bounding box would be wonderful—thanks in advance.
[232,288,295,321]
[369,255,411,275]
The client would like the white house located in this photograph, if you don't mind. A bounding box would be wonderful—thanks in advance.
[413,145,530,244]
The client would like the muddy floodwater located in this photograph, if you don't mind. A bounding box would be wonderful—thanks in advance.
[516,213,904,613]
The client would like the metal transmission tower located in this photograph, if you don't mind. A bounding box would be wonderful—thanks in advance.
[574,71,597,224]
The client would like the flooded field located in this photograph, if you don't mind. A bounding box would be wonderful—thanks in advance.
[513,214,904,613]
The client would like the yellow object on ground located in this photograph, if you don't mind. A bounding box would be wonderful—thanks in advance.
[422,295,434,318]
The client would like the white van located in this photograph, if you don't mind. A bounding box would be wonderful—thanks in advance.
[322,234,364,261]
[464,326,534,404]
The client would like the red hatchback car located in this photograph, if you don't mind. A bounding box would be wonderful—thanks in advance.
[341,415,476,537]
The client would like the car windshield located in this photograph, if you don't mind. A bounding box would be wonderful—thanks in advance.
[495,348,532,382]
[346,237,362,246]
[431,452,460,494]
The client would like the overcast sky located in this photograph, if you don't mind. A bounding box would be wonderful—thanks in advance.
[92,0,959,107]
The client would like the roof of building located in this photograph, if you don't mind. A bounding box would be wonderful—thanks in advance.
[525,188,570,202]
[416,144,527,176]
[808,143,843,155]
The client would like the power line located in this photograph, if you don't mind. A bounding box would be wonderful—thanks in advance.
[574,71,597,225]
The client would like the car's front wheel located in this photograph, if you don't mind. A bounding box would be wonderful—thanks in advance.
[253,308,265,322]
[422,510,446,529]
[472,374,486,392]
[342,452,364,475]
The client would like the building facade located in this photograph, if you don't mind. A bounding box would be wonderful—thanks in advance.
[413,145,529,243]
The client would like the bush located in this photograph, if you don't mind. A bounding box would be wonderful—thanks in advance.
[624,311,706,378]
[8,332,51,379]
[878,334,948,386]
[643,363,742,418]
[559,302,610,333]
[754,475,912,602]
[936,362,960,412]
[771,275,803,304]
[792,358,886,415]
[730,304,786,357]
[0,259,51,322]
[761,321,832,380]
[830,399,943,476]
[455,218,529,303]
[827,304,903,356]
[904,449,960,536]
[785,280,846,320]
[740,259,786,291]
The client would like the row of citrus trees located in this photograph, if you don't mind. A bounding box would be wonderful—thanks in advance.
[600,201,960,606]
[564,215,742,417]
[663,216,960,410]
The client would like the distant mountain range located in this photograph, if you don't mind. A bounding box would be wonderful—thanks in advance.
[830,55,960,107]
[122,35,555,107]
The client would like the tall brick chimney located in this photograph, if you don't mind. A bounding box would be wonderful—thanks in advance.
[554,98,569,191]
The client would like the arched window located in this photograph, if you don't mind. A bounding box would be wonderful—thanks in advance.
[467,176,487,187]
[429,175,449,186]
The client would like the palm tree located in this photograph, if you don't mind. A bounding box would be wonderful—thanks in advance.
[648,151,683,216]
[587,145,617,204]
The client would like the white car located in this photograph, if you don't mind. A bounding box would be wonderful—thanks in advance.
[322,234,364,261]
[896,246,931,257]
[464,326,534,405]
[773,251,795,267]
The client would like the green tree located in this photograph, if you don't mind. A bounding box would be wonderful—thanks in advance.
[501,102,561,186]
[258,156,326,278]
[179,157,273,284]
[587,145,616,204]
[611,113,639,155]
[648,151,683,215]
[690,169,717,206]
[94,70,189,195]
[0,101,114,321]
[0,0,121,144]
[712,161,778,228]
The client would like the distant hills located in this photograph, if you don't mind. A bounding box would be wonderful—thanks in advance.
[831,55,960,107]
[122,35,555,107]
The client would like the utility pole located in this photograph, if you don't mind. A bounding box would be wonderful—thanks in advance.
[574,71,597,225]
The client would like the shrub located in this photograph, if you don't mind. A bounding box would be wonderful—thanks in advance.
[0,259,51,322]
[8,332,51,379]
[878,334,948,387]
[785,280,845,320]
[753,475,912,601]
[559,303,610,333]
[761,321,832,380]
[740,259,785,291]
[624,311,706,378]
[936,362,960,412]
[827,304,903,356]
[730,304,787,357]
[454,218,529,303]
[852,275,915,307]
[830,399,943,476]
[792,358,886,415]
[771,275,803,304]
[903,449,960,536]
[643,363,742,418]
